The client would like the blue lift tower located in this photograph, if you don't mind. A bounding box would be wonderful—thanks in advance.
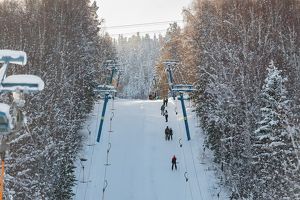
[95,60,119,142]
[163,59,196,141]
[163,60,178,100]
[172,84,195,140]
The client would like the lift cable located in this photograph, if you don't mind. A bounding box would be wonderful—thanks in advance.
[173,97,207,200]
[173,99,196,200]
[101,97,115,200]
[185,99,214,200]
[104,20,183,29]
[82,102,102,200]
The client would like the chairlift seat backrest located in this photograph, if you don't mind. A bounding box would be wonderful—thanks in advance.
[0,50,27,65]
[1,74,45,92]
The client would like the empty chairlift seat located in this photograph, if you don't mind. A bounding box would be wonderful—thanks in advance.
[0,50,27,65]
[1,74,44,92]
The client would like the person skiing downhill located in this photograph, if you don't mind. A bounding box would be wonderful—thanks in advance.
[163,97,168,107]
[164,110,168,122]
[171,155,177,170]
[165,98,168,107]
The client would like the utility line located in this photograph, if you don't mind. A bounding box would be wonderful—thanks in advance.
[103,20,183,29]
[108,29,168,36]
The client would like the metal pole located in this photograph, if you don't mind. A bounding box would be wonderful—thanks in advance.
[109,67,115,84]
[167,68,176,100]
[97,93,110,142]
[179,93,191,140]
[0,157,4,200]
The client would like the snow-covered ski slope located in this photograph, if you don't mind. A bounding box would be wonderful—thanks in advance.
[73,98,228,200]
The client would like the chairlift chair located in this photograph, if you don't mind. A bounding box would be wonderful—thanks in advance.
[0,103,12,134]
[0,50,27,66]
[1,74,45,93]
[0,50,45,200]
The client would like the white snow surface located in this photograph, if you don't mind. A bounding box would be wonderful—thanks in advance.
[73,98,228,200]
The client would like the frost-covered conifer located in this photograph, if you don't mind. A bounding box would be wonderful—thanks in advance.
[252,61,299,199]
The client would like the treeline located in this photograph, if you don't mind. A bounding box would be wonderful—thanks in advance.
[0,0,115,199]
[115,34,161,99]
[157,0,300,199]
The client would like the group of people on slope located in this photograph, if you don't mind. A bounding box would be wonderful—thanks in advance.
[164,126,173,141]
[160,103,169,122]
[160,97,177,171]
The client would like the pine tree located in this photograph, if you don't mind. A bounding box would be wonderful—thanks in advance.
[252,61,299,199]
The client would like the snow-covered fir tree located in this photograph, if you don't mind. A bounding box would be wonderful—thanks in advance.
[252,61,300,199]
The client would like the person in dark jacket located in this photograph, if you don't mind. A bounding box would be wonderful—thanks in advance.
[171,155,177,170]
[164,110,168,122]
[165,126,170,140]
[169,128,173,140]
[160,104,165,115]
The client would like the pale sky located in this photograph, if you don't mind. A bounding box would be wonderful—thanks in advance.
[97,0,193,37]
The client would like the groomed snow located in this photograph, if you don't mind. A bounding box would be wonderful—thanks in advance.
[73,98,229,200]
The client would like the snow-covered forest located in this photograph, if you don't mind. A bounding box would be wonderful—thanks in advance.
[0,0,299,199]
[0,0,116,198]
[115,34,161,99]
[153,0,300,199]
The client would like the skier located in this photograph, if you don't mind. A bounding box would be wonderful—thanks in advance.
[169,128,173,140]
[171,155,177,170]
[165,126,170,140]
[164,110,168,122]
[160,104,165,115]
[165,97,168,107]
[162,97,166,107]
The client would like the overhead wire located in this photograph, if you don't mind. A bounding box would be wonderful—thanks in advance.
[103,20,183,29]
[82,101,102,200]
[108,29,168,37]
[101,96,115,200]
[174,96,210,200]
[173,98,196,200]
[184,98,214,200]
[102,19,185,37]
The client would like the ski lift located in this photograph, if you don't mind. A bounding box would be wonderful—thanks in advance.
[0,50,45,200]
[172,84,195,100]
[0,50,27,66]
[94,84,117,99]
[0,49,44,152]
[0,103,12,134]
[1,74,44,93]
[172,84,195,92]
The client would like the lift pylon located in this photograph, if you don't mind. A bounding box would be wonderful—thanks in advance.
[173,86,195,141]
[163,60,178,99]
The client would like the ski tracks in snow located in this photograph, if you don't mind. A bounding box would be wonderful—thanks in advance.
[74,99,228,200]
